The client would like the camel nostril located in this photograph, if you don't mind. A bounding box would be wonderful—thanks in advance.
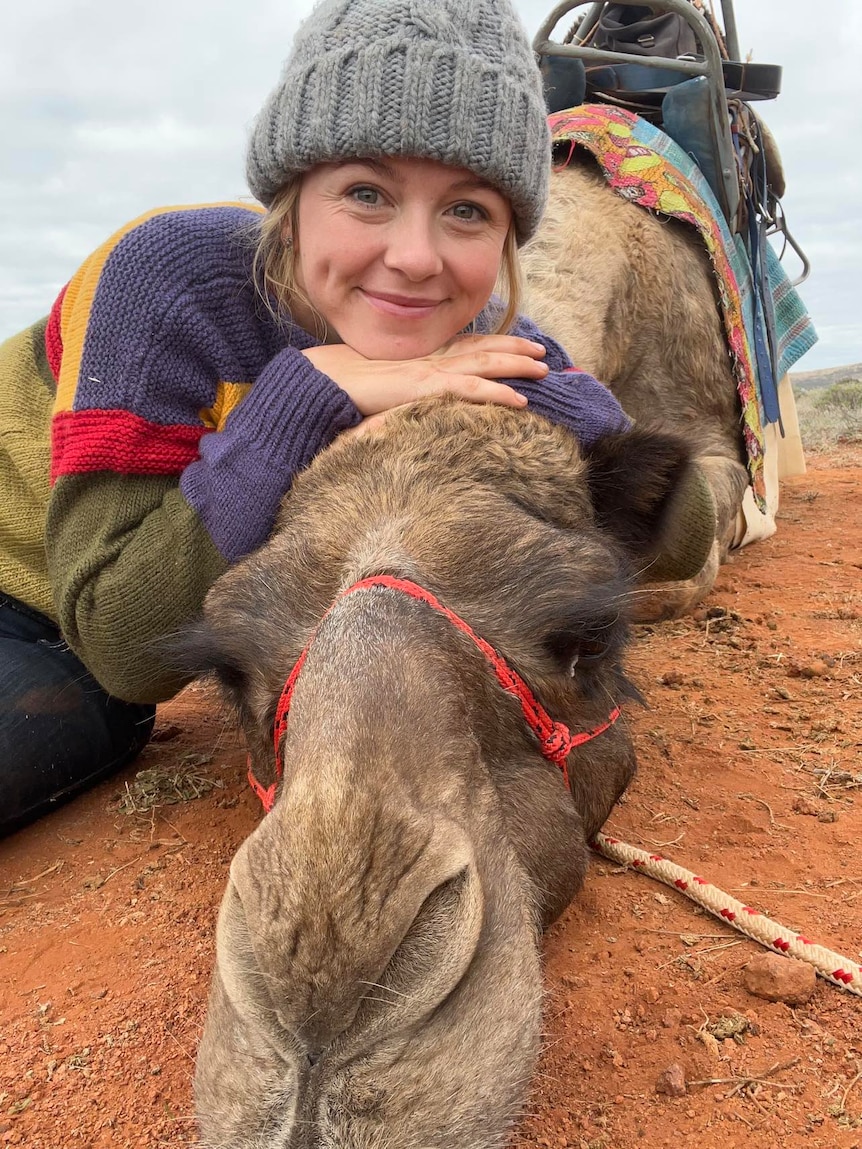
[307,1048,324,1068]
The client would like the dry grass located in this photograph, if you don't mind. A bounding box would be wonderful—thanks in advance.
[117,756,222,814]
[794,378,862,452]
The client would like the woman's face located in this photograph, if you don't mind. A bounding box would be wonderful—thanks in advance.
[292,156,512,360]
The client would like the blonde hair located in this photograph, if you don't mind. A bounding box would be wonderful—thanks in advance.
[251,176,329,338]
[252,176,525,339]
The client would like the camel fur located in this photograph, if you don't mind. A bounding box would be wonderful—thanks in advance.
[522,157,751,619]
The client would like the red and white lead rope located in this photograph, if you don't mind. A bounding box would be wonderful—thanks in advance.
[592,831,862,998]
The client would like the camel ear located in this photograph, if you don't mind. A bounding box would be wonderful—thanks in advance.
[583,430,716,581]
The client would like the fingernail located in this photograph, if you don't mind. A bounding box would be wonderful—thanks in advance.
[529,341,546,352]
[515,392,529,405]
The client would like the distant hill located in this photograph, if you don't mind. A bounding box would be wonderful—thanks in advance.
[790,362,862,391]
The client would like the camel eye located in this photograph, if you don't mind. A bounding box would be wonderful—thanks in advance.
[578,637,611,665]
[566,638,610,677]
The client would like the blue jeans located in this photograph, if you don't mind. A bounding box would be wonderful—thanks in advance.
[0,593,155,837]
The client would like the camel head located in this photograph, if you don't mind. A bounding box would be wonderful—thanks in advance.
[179,399,698,1148]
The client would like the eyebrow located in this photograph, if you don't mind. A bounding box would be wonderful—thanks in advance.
[339,158,398,179]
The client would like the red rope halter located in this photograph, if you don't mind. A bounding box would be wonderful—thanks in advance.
[249,575,621,813]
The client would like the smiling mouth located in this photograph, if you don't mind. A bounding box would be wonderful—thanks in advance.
[359,290,443,319]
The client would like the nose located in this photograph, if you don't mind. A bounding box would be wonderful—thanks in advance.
[382,211,444,281]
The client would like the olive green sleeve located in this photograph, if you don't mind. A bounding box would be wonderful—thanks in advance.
[46,472,229,703]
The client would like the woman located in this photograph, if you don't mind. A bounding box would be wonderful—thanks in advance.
[0,0,648,836]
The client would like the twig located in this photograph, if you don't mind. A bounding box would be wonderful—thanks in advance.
[726,887,827,898]
[645,833,686,849]
[692,940,744,957]
[639,930,732,938]
[701,958,754,988]
[739,745,818,754]
[689,1057,801,1095]
[157,815,192,846]
[815,765,836,798]
[656,939,743,970]
[0,895,41,909]
[8,860,63,891]
[737,792,787,832]
[91,854,147,887]
[841,1068,862,1112]
[163,1025,196,1067]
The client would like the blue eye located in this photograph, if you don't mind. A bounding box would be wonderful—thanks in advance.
[450,202,488,222]
[350,186,381,206]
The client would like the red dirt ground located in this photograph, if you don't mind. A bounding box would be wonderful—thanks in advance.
[1,449,860,1149]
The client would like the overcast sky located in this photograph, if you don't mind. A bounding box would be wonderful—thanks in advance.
[2,1,859,371]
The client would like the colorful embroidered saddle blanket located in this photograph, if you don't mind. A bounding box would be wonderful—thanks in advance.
[548,105,817,510]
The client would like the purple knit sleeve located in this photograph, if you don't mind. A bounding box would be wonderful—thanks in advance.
[179,348,360,562]
[504,314,632,447]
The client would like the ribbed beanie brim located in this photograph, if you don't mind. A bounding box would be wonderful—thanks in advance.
[246,0,550,244]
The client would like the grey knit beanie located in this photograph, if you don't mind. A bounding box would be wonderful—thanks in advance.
[246,0,550,244]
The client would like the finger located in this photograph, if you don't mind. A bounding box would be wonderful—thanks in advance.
[343,411,390,439]
[438,351,550,380]
[432,377,529,408]
[442,334,547,360]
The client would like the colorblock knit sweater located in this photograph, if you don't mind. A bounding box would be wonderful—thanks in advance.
[0,203,630,704]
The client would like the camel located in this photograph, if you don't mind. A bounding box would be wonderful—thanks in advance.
[180,398,701,1148]
[522,155,751,619]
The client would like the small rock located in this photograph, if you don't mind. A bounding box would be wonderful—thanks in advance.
[644,986,660,1004]
[661,1008,682,1028]
[655,1063,687,1096]
[790,659,830,679]
[559,973,587,990]
[817,810,839,823]
[792,796,820,817]
[91,988,108,1001]
[743,953,817,1005]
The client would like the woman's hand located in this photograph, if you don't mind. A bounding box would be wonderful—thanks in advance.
[301,334,548,417]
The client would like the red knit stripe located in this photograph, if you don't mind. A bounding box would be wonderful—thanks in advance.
[46,284,69,381]
[51,409,207,483]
